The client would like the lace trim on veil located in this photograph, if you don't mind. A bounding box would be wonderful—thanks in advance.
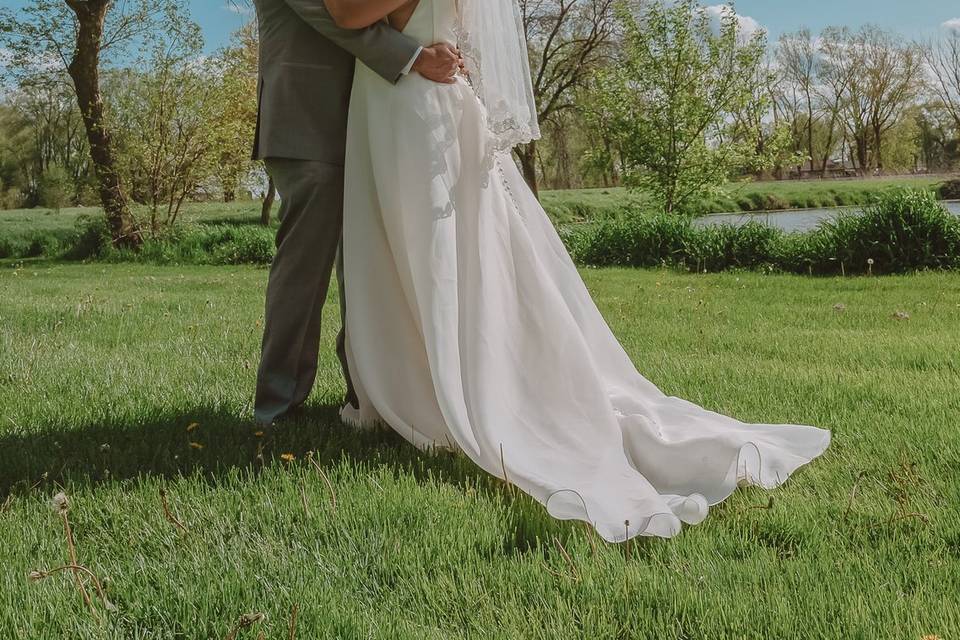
[453,0,542,157]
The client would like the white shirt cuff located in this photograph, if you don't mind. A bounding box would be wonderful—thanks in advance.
[400,46,423,76]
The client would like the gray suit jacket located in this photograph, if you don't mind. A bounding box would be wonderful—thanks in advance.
[252,0,421,164]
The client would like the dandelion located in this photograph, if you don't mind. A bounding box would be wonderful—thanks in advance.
[254,431,265,438]
[99,443,110,452]
[867,257,875,276]
[280,453,295,462]
[28,570,46,582]
[51,492,69,514]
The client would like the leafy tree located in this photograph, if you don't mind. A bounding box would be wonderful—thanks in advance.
[38,164,70,212]
[0,0,199,246]
[213,20,259,204]
[516,0,617,197]
[585,0,776,214]
[107,11,219,231]
[820,26,923,174]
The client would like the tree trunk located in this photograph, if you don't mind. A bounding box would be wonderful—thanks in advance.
[872,123,884,174]
[517,141,539,200]
[65,0,140,249]
[806,93,815,174]
[260,176,276,226]
[855,133,869,176]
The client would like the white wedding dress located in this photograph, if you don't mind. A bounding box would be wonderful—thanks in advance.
[341,0,830,541]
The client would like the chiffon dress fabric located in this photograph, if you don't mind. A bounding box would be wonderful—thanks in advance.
[339,0,831,541]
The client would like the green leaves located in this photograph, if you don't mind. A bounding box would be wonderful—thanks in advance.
[583,0,776,214]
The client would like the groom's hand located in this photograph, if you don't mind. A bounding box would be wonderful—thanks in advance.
[412,43,463,84]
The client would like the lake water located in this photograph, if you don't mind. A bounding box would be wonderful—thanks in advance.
[694,200,960,233]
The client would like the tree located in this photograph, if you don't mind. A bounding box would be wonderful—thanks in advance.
[822,26,922,174]
[577,78,624,187]
[777,29,817,173]
[811,27,854,176]
[860,27,923,172]
[38,164,70,212]
[2,72,92,205]
[516,0,617,197]
[261,176,276,226]
[108,11,221,231]
[0,0,196,247]
[586,0,773,214]
[923,28,960,131]
[214,20,259,204]
[729,53,800,180]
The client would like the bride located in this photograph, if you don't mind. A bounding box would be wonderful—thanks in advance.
[327,0,830,541]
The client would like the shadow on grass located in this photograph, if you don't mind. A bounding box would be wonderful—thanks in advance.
[0,403,572,552]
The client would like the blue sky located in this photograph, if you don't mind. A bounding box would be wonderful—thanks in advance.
[1,0,958,52]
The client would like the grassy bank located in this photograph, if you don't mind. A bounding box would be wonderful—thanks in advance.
[541,175,951,222]
[0,202,265,259]
[1,175,954,252]
[1,262,957,638]
[4,188,956,277]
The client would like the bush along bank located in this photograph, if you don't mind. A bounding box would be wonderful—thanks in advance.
[567,189,960,275]
[5,188,958,276]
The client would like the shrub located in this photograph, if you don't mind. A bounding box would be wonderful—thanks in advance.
[62,216,113,260]
[0,236,28,259]
[1,186,24,210]
[208,225,275,265]
[693,221,784,271]
[568,188,960,275]
[816,188,959,274]
[25,232,61,258]
[939,179,960,200]
[568,211,691,268]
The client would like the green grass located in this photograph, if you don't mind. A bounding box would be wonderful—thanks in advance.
[0,202,269,257]
[1,175,952,249]
[1,262,959,638]
[694,175,948,215]
[542,175,949,221]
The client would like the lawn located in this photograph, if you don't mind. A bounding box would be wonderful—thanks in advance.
[1,262,958,638]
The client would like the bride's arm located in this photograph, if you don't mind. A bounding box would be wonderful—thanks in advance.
[322,0,412,30]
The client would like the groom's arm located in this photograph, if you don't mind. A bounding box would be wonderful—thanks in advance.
[281,0,420,83]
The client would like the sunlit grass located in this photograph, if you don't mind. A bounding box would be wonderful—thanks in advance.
[0,262,958,638]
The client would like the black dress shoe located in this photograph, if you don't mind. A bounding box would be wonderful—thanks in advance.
[256,404,307,427]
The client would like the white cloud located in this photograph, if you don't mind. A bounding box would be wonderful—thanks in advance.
[943,18,960,36]
[703,4,765,39]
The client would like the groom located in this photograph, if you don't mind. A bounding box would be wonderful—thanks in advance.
[252,0,462,426]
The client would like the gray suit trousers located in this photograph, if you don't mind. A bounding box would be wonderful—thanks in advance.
[254,158,357,425]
